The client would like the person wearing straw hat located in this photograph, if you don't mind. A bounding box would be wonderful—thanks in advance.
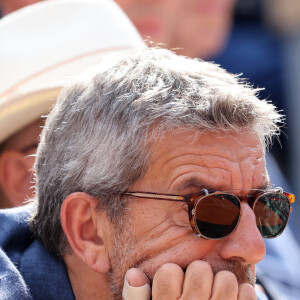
[0,0,143,208]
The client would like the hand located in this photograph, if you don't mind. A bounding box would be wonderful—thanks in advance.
[122,268,151,300]
[122,260,257,300]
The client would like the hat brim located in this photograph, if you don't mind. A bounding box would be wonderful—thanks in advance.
[0,0,144,144]
[0,88,60,144]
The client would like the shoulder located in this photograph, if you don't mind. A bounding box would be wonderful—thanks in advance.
[0,205,34,299]
[0,205,75,299]
[0,248,32,300]
[0,204,34,262]
[0,203,33,227]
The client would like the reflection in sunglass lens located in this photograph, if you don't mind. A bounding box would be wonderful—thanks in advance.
[254,193,290,238]
[194,194,240,239]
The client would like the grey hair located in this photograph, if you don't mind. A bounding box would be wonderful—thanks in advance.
[30,47,283,258]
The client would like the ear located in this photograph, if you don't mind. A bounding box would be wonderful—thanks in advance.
[60,192,111,274]
[0,150,34,206]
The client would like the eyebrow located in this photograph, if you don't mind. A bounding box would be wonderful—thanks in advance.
[256,181,273,191]
[175,177,273,194]
[174,177,215,193]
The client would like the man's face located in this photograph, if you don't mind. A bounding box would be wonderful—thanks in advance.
[0,119,43,207]
[115,0,235,58]
[107,128,267,297]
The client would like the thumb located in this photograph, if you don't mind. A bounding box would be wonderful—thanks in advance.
[122,268,151,300]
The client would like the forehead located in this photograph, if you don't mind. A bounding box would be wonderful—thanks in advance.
[131,128,267,193]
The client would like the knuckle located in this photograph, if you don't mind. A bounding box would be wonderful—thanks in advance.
[215,270,237,283]
[156,263,183,276]
[152,263,184,299]
[186,260,213,277]
[239,283,257,299]
[181,261,213,299]
[211,270,243,299]
[214,270,238,293]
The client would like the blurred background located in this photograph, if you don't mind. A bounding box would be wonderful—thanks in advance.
[1,0,299,239]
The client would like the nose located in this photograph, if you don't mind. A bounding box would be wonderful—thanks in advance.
[219,202,266,264]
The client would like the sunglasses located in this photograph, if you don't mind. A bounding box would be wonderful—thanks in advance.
[122,188,295,240]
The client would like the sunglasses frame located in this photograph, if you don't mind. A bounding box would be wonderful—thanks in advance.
[122,188,295,240]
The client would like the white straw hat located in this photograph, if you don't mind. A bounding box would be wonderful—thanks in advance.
[0,0,144,144]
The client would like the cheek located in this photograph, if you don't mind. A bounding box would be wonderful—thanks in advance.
[130,205,217,271]
[138,232,218,277]
[130,201,190,245]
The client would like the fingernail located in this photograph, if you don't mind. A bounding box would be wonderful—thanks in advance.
[122,275,151,300]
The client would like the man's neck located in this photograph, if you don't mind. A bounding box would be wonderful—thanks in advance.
[65,254,113,300]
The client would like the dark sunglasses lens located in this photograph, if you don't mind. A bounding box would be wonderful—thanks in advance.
[254,193,290,238]
[194,194,240,239]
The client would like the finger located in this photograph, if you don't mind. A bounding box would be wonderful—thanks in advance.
[211,270,238,300]
[238,283,257,300]
[122,268,151,300]
[152,263,184,300]
[126,268,150,287]
[180,260,213,300]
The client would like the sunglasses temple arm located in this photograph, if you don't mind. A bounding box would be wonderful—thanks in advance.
[187,204,193,219]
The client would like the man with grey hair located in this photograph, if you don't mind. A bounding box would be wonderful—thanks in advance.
[0,47,293,299]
